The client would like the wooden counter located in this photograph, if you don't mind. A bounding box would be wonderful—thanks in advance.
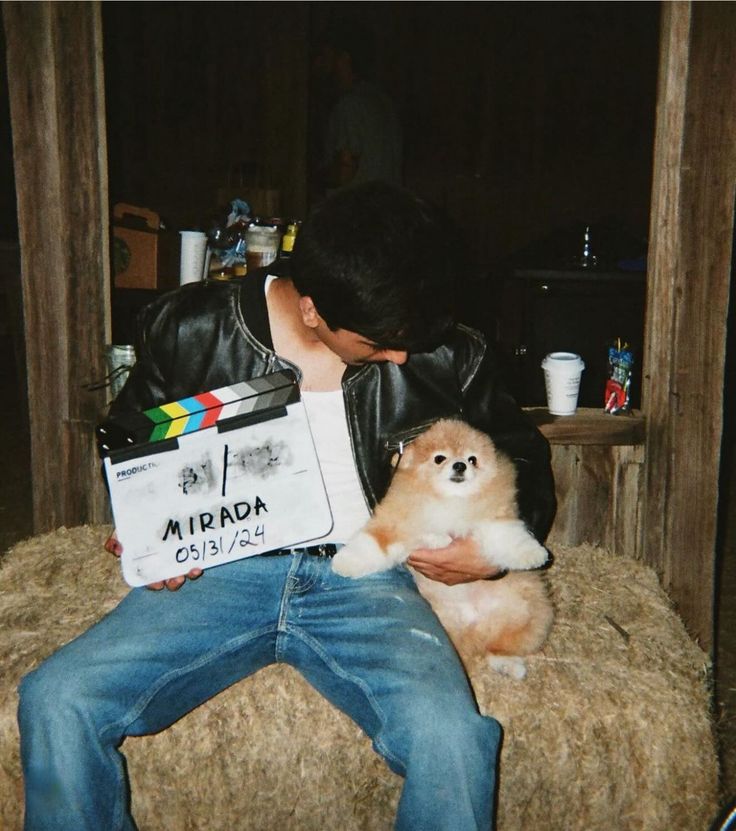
[526,408,646,559]
[526,407,645,445]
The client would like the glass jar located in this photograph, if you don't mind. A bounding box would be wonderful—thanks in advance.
[245,225,282,273]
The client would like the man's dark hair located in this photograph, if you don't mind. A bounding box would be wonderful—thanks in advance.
[290,182,458,353]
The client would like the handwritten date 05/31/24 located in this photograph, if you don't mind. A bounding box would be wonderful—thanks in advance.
[175,526,266,564]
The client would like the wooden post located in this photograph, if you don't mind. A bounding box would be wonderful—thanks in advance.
[642,1,736,650]
[3,1,111,531]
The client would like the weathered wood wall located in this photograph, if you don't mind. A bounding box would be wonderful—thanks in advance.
[641,1,736,650]
[547,443,645,558]
[3,1,110,529]
[532,409,646,559]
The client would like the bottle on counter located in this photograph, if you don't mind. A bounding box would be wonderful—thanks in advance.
[280,221,301,259]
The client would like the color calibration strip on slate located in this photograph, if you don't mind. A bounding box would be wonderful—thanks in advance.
[96,370,299,453]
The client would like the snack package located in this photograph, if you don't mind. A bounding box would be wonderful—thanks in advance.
[604,340,633,414]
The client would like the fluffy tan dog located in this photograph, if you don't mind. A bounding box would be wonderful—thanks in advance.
[331,418,554,678]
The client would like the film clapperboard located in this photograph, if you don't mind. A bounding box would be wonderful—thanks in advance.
[97,370,334,587]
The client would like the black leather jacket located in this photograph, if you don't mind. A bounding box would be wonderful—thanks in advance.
[111,271,556,541]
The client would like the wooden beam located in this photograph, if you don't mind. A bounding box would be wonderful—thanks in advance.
[3,1,111,530]
[642,1,736,650]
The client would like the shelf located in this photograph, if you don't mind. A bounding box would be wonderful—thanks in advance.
[513,268,646,283]
[525,407,645,445]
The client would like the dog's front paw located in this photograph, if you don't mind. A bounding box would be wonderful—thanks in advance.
[476,520,549,571]
[331,532,394,578]
[417,532,454,550]
[507,529,549,571]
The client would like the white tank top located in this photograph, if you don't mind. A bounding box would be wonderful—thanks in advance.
[301,390,370,544]
[264,276,370,543]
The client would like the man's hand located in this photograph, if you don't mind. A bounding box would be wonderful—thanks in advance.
[104,531,203,591]
[407,537,507,585]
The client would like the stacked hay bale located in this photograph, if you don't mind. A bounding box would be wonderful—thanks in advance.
[0,526,719,830]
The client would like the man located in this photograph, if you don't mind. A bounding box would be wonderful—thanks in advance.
[18,182,555,830]
[315,17,402,190]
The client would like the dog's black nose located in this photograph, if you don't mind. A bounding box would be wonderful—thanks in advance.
[452,461,466,473]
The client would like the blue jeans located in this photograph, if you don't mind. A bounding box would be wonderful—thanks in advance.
[18,551,501,830]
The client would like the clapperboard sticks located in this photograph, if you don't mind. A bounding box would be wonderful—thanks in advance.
[96,369,301,463]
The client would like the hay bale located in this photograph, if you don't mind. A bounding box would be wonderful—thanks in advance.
[0,525,719,830]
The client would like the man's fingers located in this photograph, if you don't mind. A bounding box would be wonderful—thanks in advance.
[104,535,123,557]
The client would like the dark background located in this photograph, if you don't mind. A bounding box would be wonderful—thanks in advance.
[98,2,659,258]
[1,1,661,405]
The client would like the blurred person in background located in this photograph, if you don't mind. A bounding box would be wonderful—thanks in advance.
[313,16,402,192]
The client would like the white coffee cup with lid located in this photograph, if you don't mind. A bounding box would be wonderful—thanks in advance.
[541,352,585,416]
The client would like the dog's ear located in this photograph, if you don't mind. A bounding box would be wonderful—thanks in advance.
[482,436,499,463]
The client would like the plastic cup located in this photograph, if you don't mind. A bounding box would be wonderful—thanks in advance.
[179,231,208,285]
[541,352,585,416]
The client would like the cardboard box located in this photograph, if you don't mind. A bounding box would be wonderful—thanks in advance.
[112,203,180,290]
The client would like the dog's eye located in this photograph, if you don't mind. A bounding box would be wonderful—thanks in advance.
[468,456,478,466]
[433,455,446,465]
